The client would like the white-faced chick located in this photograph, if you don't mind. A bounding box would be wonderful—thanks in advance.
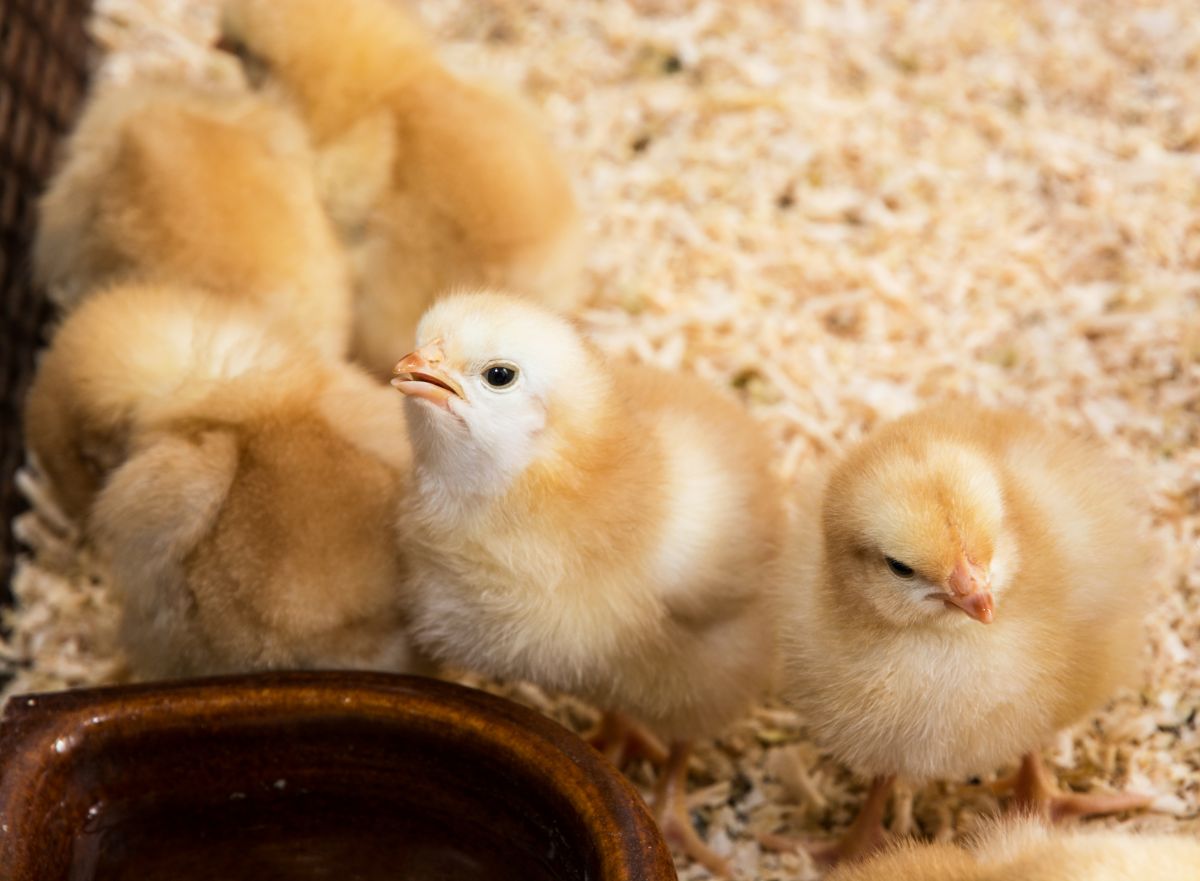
[34,79,350,356]
[390,291,784,875]
[775,403,1152,864]
[827,816,1200,881]
[24,282,414,678]
[220,0,584,377]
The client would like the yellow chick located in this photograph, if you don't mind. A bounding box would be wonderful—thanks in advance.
[827,817,1200,881]
[390,291,783,875]
[776,403,1151,863]
[220,0,585,377]
[34,79,351,356]
[24,282,415,677]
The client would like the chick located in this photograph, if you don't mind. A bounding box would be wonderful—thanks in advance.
[776,403,1151,862]
[24,282,414,677]
[390,291,783,875]
[221,0,584,377]
[827,817,1200,881]
[34,79,351,356]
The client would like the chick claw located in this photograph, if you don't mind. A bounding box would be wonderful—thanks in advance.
[758,775,894,867]
[585,710,669,769]
[654,741,732,877]
[994,752,1153,822]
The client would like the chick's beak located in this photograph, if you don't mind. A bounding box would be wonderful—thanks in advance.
[938,555,994,624]
[391,340,465,409]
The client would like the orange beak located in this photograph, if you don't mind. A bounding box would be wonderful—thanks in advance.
[391,340,465,410]
[937,555,994,624]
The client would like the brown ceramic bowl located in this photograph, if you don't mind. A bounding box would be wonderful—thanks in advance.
[0,672,677,881]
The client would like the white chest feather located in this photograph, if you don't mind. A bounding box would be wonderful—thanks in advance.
[406,508,660,695]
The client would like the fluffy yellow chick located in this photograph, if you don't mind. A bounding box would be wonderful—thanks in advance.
[828,817,1200,881]
[776,404,1152,863]
[220,0,584,377]
[34,79,350,356]
[24,283,414,677]
[390,291,783,875]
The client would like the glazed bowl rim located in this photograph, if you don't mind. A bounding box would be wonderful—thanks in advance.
[0,671,677,881]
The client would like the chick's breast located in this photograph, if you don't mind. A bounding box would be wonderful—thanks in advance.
[403,415,670,696]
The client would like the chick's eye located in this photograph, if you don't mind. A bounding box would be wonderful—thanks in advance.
[484,364,517,388]
[885,557,915,579]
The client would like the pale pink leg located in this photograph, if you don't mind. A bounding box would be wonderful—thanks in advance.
[1000,751,1152,821]
[584,709,669,769]
[654,741,731,877]
[759,775,894,867]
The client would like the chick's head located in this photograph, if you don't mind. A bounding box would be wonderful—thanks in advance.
[823,429,1014,628]
[391,291,605,494]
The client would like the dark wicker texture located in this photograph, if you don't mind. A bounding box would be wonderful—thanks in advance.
[0,0,92,600]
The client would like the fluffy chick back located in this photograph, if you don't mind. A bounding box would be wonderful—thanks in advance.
[34,80,350,355]
[24,283,294,523]
[827,816,1200,881]
[95,365,413,678]
[24,282,415,677]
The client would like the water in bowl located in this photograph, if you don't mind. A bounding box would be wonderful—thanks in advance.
[71,790,564,881]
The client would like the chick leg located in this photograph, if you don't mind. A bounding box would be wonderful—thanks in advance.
[653,740,730,877]
[759,775,894,866]
[585,710,669,769]
[1001,752,1152,821]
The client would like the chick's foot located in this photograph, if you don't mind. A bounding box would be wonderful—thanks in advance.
[998,752,1152,821]
[759,775,894,867]
[585,710,669,769]
[654,741,731,877]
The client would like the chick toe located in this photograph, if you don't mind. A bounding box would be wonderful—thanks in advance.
[585,710,669,770]
[652,741,732,877]
[1003,752,1153,822]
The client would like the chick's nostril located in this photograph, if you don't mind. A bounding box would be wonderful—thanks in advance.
[949,556,989,597]
[418,340,446,364]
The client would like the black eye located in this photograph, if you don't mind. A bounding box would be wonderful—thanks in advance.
[484,364,517,388]
[885,557,915,579]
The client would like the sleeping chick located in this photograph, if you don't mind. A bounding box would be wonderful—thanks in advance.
[827,816,1200,881]
[221,0,584,377]
[34,79,350,356]
[24,282,414,677]
[775,403,1151,863]
[390,291,783,875]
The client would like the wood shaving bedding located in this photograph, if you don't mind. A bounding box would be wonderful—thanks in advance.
[4,1,1198,878]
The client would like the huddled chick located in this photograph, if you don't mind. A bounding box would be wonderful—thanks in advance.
[390,291,784,875]
[775,403,1152,863]
[25,283,415,678]
[220,0,584,376]
[827,816,1200,881]
[19,8,1173,877]
[34,78,351,356]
